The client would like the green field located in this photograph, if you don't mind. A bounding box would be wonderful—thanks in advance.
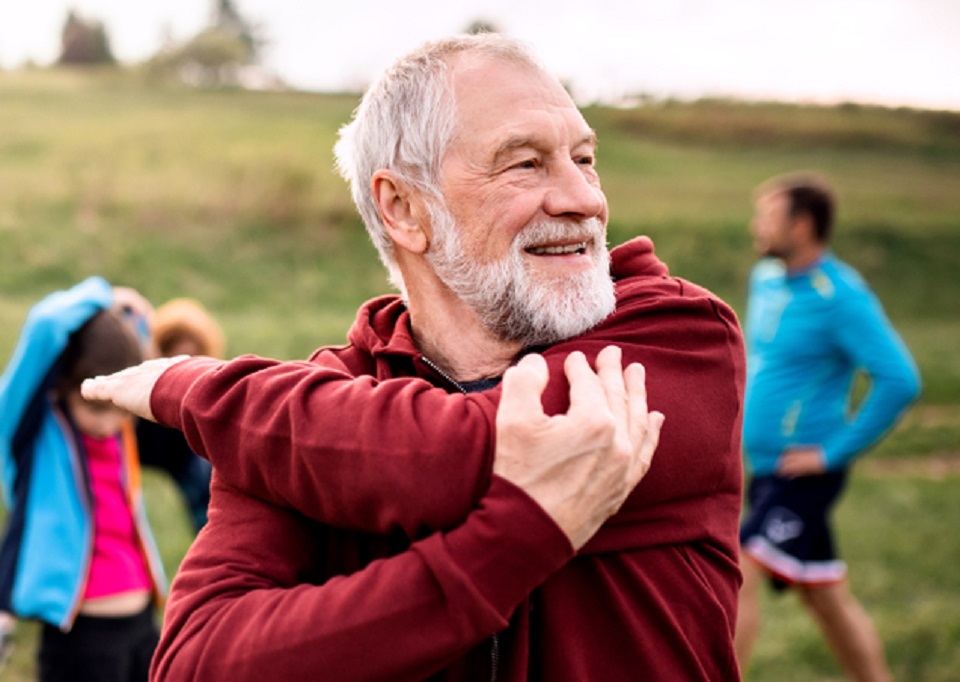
[1,68,959,680]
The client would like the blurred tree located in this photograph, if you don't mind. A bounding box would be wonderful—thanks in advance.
[58,10,115,65]
[213,0,260,59]
[465,19,501,34]
[155,28,253,87]
[146,0,266,88]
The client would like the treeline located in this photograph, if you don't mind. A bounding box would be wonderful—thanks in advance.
[17,0,265,88]
[586,98,960,156]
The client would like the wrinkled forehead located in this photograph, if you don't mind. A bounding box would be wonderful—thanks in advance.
[445,55,592,153]
[451,53,576,108]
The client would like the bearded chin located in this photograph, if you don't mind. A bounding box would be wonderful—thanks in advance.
[427,206,616,348]
[483,256,617,347]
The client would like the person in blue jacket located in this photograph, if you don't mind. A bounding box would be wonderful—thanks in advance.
[0,277,168,682]
[735,173,920,681]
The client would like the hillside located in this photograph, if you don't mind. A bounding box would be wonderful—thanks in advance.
[1,66,959,682]
[3,68,958,437]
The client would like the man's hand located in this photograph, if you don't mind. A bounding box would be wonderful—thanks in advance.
[493,346,665,550]
[777,446,827,478]
[80,356,189,422]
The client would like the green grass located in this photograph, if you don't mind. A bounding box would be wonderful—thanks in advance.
[4,468,959,680]
[1,66,959,680]
[0,472,194,681]
[744,466,960,682]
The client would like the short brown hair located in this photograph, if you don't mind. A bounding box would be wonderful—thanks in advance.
[56,309,143,395]
[757,172,836,242]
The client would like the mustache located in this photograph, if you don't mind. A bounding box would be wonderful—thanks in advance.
[513,217,606,250]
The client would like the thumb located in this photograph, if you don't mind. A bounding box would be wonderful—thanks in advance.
[497,353,549,426]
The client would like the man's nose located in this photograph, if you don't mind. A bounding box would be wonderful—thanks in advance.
[543,159,606,219]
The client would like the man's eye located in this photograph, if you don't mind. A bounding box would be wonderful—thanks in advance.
[511,159,538,170]
[576,155,595,166]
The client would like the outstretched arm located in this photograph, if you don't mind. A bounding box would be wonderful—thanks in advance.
[151,350,662,682]
[82,348,661,538]
[84,353,498,535]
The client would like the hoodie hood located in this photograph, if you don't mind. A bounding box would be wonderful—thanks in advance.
[345,295,416,362]
[611,236,669,280]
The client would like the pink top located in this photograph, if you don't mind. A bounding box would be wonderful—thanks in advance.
[81,433,151,600]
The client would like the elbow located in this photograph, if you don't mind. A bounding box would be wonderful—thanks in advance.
[150,636,193,682]
[909,374,922,404]
[150,606,220,682]
[152,636,218,682]
[887,366,922,411]
[902,365,923,405]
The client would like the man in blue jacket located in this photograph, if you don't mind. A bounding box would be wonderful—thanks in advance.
[735,173,921,681]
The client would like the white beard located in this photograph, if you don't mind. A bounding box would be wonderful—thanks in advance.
[425,203,616,347]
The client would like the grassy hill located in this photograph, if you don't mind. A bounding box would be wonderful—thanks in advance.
[1,68,959,680]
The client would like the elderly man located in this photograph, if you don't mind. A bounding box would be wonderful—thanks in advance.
[84,34,744,681]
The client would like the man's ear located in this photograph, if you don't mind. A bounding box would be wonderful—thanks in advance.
[372,170,429,255]
[792,211,817,244]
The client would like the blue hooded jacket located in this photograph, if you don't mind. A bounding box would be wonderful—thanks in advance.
[742,253,921,475]
[0,277,167,630]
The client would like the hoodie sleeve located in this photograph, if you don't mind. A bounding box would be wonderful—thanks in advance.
[151,473,573,682]
[150,343,629,538]
[153,355,499,536]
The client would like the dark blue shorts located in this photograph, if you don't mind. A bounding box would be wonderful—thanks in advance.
[740,470,849,590]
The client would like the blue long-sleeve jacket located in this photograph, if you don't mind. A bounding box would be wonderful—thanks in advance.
[0,277,167,630]
[742,253,921,475]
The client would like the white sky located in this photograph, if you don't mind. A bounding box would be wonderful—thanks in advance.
[1,0,959,110]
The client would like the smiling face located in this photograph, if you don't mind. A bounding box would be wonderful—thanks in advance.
[427,56,615,345]
[426,202,613,346]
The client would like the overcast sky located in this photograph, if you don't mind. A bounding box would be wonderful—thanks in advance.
[1,0,958,110]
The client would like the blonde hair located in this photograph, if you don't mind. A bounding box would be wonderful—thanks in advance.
[151,298,225,358]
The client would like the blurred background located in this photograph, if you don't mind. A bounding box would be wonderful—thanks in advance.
[1,2,959,680]
[4,0,960,109]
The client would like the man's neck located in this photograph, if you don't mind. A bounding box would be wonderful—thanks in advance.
[411,312,520,382]
[784,243,828,273]
[404,276,521,382]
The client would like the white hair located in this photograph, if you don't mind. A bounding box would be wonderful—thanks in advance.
[333,33,548,293]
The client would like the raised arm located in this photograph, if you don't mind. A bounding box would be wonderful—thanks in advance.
[2,277,112,498]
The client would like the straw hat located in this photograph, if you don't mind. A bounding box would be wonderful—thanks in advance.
[151,298,225,358]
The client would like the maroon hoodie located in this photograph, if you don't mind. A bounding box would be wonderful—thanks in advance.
[150,237,745,682]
